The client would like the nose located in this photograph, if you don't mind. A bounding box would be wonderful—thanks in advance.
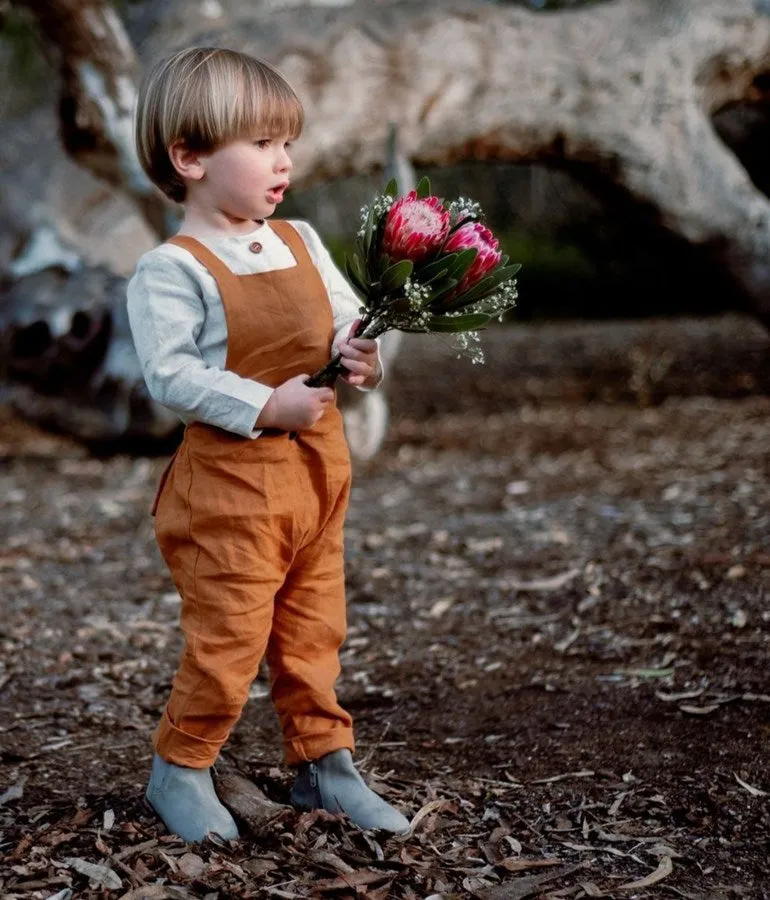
[277,145,292,174]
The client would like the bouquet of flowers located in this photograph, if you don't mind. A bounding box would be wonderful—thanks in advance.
[306,177,520,387]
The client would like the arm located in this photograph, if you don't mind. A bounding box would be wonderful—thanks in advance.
[291,221,385,391]
[126,255,274,438]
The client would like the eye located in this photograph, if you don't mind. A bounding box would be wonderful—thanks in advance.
[254,139,271,149]
[284,141,293,150]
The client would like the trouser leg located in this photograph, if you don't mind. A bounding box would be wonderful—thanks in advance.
[155,503,290,768]
[266,475,354,765]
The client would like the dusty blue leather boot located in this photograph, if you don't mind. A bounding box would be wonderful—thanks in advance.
[290,749,410,834]
[145,753,239,842]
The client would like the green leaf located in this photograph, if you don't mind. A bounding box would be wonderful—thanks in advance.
[367,216,387,273]
[366,281,384,308]
[376,253,392,276]
[447,265,520,309]
[417,254,457,284]
[380,259,414,294]
[345,254,369,293]
[426,314,491,333]
[344,276,368,302]
[382,177,398,197]
[421,267,450,287]
[362,205,375,258]
[415,176,431,199]
[427,279,460,307]
[446,248,478,281]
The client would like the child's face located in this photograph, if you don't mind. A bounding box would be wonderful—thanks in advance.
[194,133,294,223]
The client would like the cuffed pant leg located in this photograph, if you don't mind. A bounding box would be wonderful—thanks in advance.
[266,475,355,765]
[155,462,291,768]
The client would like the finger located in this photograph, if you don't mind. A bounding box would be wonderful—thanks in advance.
[348,338,377,352]
[347,318,361,339]
[337,343,361,360]
[341,358,372,376]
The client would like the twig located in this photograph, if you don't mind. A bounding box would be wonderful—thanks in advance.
[358,722,391,771]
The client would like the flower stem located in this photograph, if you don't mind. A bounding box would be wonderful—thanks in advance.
[305,315,385,388]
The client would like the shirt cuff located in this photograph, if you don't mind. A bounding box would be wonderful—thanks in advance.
[231,380,274,439]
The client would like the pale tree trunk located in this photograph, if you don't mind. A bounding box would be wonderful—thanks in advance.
[13,0,770,316]
[242,0,770,321]
[6,0,770,452]
[11,0,167,238]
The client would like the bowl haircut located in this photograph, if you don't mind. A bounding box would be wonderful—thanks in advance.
[135,47,304,202]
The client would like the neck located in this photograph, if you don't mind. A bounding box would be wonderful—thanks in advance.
[179,201,265,239]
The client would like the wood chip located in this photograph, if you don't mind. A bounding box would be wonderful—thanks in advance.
[498,857,563,873]
[734,772,768,797]
[655,688,704,703]
[616,855,673,890]
[313,870,393,893]
[502,568,582,592]
[679,704,721,715]
[308,849,356,875]
[532,770,595,784]
[61,857,122,890]
[118,887,190,900]
[608,791,628,817]
[177,851,207,878]
[112,838,158,861]
[408,798,451,833]
[554,628,580,653]
[477,861,586,899]
[0,775,26,807]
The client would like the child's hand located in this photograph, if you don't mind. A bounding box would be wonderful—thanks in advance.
[336,320,380,387]
[257,374,334,431]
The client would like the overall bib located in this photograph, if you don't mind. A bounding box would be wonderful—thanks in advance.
[151,221,354,768]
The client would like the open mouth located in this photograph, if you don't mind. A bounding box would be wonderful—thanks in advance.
[266,182,289,203]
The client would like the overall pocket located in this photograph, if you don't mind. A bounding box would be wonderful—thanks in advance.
[151,449,179,516]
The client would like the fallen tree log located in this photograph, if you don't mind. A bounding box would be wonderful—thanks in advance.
[4,0,770,454]
[10,0,167,238]
[0,226,404,456]
[10,0,770,316]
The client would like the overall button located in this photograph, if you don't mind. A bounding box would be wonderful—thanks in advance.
[249,241,263,253]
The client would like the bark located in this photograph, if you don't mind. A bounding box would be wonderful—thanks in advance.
[10,0,167,238]
[12,0,770,314]
[6,0,770,452]
[198,0,770,321]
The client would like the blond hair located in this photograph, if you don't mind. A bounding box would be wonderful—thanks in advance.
[135,47,304,203]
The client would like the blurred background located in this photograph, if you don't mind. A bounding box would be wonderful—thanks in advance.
[1,0,769,454]
[2,5,770,894]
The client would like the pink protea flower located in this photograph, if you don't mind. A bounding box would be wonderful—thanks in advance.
[443,221,502,293]
[381,191,450,263]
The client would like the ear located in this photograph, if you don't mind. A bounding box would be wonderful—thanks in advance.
[168,141,207,183]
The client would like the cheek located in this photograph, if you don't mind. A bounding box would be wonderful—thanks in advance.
[237,158,268,184]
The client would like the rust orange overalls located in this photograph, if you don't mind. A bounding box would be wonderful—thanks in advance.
[151,220,354,769]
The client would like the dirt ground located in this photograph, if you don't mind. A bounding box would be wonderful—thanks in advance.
[1,314,769,899]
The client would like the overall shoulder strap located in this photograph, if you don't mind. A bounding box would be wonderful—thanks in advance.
[166,236,243,297]
[269,220,314,269]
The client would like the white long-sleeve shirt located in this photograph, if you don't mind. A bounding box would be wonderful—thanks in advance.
[126,219,378,439]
